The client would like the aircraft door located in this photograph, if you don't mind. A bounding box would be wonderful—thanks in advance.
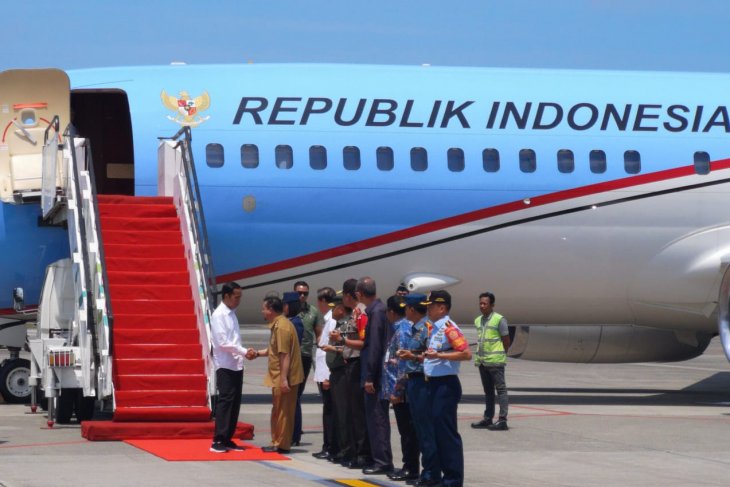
[0,69,70,203]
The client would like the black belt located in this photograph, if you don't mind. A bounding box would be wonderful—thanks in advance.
[406,372,425,379]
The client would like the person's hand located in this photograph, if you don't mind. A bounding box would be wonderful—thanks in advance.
[364,381,375,394]
[280,378,290,393]
[322,379,330,391]
[424,348,439,359]
[397,349,415,361]
[390,394,403,405]
[329,330,341,342]
[321,344,336,353]
[245,349,257,360]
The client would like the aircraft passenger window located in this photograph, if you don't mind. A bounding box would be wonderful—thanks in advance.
[411,147,428,171]
[240,144,259,169]
[589,150,606,173]
[205,143,224,168]
[275,145,293,169]
[377,146,394,171]
[624,150,641,174]
[343,146,361,170]
[694,151,710,175]
[519,149,536,173]
[310,145,327,170]
[482,148,500,172]
[557,149,574,173]
[447,148,465,172]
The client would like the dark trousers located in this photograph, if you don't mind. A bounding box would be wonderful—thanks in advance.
[478,364,509,420]
[407,375,440,481]
[329,366,351,460]
[213,368,243,443]
[293,354,312,444]
[317,381,337,454]
[364,392,393,469]
[345,358,370,462]
[429,375,464,487]
[393,401,419,472]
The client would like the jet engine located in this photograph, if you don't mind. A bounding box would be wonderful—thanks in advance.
[509,324,713,363]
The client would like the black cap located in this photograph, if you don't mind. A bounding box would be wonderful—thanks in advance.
[328,293,344,307]
[424,290,451,307]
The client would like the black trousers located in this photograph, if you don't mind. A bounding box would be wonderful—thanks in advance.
[345,358,370,462]
[213,368,243,443]
[293,354,312,443]
[329,366,351,460]
[317,381,337,454]
[364,392,393,468]
[393,401,420,472]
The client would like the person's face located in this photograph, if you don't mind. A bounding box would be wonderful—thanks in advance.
[295,285,310,303]
[332,304,346,321]
[396,289,408,297]
[479,297,493,316]
[343,293,357,308]
[224,288,242,310]
[427,302,447,322]
[261,302,275,322]
[405,306,418,323]
[386,308,397,324]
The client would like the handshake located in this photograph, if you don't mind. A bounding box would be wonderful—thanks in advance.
[245,349,259,360]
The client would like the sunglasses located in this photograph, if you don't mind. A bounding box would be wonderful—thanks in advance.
[298,291,309,296]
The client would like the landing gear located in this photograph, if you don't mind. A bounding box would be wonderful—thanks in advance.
[0,358,31,404]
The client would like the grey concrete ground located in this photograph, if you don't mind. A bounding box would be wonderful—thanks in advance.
[1,325,729,487]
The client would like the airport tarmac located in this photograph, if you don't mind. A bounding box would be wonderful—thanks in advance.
[1,325,730,487]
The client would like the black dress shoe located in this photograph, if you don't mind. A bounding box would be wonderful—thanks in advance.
[388,468,418,481]
[312,450,330,459]
[471,418,493,429]
[261,445,290,454]
[414,479,442,487]
[363,465,393,475]
[347,460,367,469]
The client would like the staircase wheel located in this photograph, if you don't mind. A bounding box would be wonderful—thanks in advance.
[56,389,75,424]
[0,358,31,404]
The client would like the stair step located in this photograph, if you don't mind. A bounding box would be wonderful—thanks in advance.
[97,195,173,206]
[110,284,191,301]
[100,217,180,232]
[106,257,188,273]
[112,299,194,315]
[109,406,214,423]
[98,203,177,219]
[113,314,197,329]
[102,230,182,245]
[115,358,205,375]
[115,328,200,345]
[104,243,185,259]
[115,374,207,391]
[114,344,202,360]
[108,271,190,286]
[115,390,208,408]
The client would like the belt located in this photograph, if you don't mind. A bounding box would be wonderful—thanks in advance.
[406,372,425,379]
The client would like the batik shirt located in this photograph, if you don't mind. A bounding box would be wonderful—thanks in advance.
[380,317,411,401]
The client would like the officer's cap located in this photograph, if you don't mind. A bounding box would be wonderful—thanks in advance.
[404,293,428,307]
[424,290,451,307]
[282,291,300,304]
[328,293,344,307]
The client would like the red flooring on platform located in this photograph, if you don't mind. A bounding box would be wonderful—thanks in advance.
[81,420,254,442]
[124,439,287,462]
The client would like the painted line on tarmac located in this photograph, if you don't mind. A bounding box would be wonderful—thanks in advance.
[259,461,394,487]
[0,440,88,449]
[634,362,727,372]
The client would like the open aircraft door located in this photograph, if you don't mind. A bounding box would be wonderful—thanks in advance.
[0,69,70,204]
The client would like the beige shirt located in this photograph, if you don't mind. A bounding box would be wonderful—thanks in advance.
[263,315,305,388]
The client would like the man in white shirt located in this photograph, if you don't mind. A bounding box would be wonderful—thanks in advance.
[210,282,253,453]
[312,287,337,460]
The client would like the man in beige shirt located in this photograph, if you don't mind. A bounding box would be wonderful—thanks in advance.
[250,295,304,453]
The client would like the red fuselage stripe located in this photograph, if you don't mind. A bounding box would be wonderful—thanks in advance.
[218,159,730,282]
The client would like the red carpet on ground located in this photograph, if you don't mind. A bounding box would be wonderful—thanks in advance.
[124,439,289,462]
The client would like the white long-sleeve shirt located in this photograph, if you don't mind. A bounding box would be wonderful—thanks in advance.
[210,301,248,371]
[313,309,335,383]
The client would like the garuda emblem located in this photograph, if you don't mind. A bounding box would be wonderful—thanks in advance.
[161,90,211,127]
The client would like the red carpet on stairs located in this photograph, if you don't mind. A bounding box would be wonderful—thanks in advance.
[83,194,253,441]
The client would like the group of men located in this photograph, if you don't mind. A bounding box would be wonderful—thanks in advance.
[208,278,512,487]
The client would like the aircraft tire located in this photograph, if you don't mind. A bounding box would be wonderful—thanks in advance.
[56,389,75,424]
[0,358,32,404]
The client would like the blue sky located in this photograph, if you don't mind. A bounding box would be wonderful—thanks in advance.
[1,0,729,72]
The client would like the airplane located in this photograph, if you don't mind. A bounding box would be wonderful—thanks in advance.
[2,63,730,370]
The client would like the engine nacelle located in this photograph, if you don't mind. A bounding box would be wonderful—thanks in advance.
[509,325,712,363]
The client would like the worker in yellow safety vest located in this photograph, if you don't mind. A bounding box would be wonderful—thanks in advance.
[470,292,511,431]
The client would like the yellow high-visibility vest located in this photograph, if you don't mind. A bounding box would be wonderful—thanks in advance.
[474,312,506,365]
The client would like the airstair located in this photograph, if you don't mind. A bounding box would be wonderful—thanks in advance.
[0,68,252,440]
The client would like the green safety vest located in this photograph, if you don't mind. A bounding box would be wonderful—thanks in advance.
[474,312,506,365]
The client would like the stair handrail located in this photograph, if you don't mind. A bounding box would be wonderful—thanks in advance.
[65,127,114,398]
[163,126,218,310]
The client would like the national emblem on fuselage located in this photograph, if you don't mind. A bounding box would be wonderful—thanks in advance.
[161,90,211,127]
